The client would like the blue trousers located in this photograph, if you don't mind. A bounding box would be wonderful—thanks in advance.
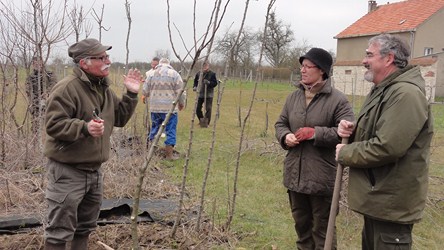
[149,112,178,146]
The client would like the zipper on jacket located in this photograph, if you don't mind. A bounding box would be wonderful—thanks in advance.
[367,169,376,190]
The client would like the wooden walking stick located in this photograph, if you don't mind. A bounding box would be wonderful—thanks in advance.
[324,137,349,250]
[200,81,209,127]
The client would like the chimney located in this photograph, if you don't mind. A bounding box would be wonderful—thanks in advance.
[368,0,377,13]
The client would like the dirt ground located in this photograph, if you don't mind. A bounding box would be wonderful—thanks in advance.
[0,139,235,250]
[0,221,232,249]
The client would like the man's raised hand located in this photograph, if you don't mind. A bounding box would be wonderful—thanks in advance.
[123,68,142,93]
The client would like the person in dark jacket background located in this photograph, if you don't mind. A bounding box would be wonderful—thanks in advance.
[275,48,354,250]
[43,38,141,250]
[193,62,218,127]
[336,34,433,250]
[26,56,57,134]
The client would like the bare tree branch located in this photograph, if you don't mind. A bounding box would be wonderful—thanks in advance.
[225,0,276,230]
[124,0,132,70]
[130,0,232,245]
[91,4,110,42]
[166,0,183,63]
[68,1,86,42]
[195,0,227,232]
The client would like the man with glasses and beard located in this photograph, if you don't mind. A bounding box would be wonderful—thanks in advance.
[336,34,433,250]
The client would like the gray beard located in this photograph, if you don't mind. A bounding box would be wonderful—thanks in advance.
[364,70,374,82]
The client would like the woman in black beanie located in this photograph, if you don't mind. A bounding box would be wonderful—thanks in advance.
[275,47,355,249]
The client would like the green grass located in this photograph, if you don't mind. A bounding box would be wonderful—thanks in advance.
[144,80,444,249]
[163,81,302,249]
[5,68,442,249]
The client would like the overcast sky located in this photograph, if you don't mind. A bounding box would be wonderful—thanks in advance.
[70,0,403,63]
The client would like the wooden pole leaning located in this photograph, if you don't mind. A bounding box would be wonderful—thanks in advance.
[324,137,349,250]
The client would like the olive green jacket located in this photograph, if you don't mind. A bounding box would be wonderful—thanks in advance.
[337,65,433,223]
[44,67,138,170]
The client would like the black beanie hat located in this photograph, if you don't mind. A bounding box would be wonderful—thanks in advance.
[299,48,333,79]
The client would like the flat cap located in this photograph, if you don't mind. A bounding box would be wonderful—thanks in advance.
[68,38,112,62]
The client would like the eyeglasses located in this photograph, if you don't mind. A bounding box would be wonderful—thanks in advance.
[300,64,318,70]
[364,50,384,59]
[365,52,376,58]
[86,54,110,62]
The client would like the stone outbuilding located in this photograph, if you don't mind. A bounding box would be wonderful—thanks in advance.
[332,0,444,102]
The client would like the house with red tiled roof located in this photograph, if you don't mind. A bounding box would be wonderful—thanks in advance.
[332,0,444,102]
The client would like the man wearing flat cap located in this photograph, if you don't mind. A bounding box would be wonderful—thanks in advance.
[43,38,141,250]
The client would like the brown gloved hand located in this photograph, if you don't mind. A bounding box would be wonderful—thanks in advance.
[142,95,146,104]
[294,127,315,142]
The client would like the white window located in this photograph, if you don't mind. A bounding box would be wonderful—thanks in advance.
[424,47,433,55]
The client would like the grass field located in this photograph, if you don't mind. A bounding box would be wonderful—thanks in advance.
[159,79,444,249]
[0,72,442,249]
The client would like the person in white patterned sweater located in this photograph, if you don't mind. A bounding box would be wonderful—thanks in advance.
[142,58,185,160]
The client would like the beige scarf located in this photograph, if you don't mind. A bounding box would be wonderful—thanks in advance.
[301,80,326,106]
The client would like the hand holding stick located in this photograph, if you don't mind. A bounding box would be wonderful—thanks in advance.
[324,120,353,250]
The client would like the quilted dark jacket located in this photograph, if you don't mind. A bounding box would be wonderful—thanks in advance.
[275,79,355,195]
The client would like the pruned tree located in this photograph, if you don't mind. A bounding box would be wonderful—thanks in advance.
[0,0,72,65]
[260,11,294,67]
[91,4,110,42]
[225,0,276,229]
[194,0,237,232]
[68,1,92,42]
[168,0,231,238]
[130,0,231,247]
[0,0,73,151]
[0,18,22,168]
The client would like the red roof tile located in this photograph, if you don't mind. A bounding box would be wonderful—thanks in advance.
[335,0,444,38]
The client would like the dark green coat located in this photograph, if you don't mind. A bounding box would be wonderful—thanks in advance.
[44,67,138,170]
[337,65,433,223]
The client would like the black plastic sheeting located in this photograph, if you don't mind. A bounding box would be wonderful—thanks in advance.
[0,198,178,234]
[98,198,178,225]
[0,215,41,234]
